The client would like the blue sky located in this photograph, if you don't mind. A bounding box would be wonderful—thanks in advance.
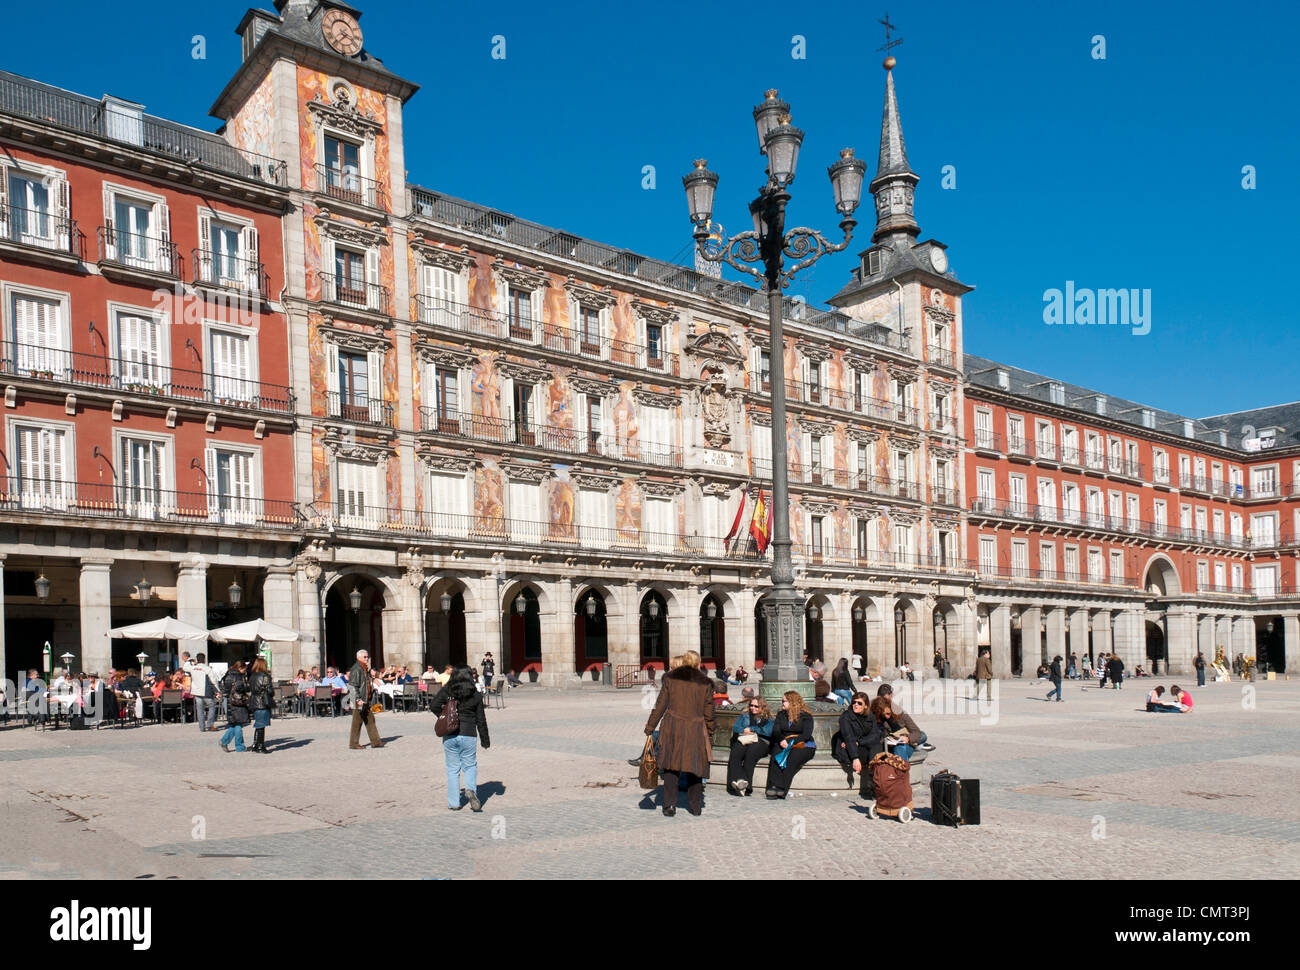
[9,0,1298,417]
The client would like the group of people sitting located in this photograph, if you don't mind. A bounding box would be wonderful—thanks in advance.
[1146,685,1194,713]
[725,682,932,800]
[14,665,198,724]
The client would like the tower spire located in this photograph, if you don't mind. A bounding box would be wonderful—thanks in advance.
[869,48,919,243]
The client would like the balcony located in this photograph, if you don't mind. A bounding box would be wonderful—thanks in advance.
[314,163,386,212]
[931,485,959,507]
[192,248,268,297]
[97,226,179,280]
[929,411,956,435]
[1035,440,1058,463]
[418,408,679,467]
[0,203,81,262]
[1153,467,1171,486]
[790,546,970,574]
[1007,435,1029,460]
[316,271,390,316]
[0,341,292,412]
[0,478,297,530]
[1179,473,1210,495]
[927,344,955,369]
[0,70,288,187]
[1107,456,1146,481]
[1059,445,1082,468]
[326,391,395,428]
[412,296,680,375]
[975,562,1129,589]
[972,430,1002,454]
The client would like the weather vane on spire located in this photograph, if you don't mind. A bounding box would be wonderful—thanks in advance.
[878,13,902,69]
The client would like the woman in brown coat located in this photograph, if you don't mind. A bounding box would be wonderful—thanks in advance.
[644,650,715,817]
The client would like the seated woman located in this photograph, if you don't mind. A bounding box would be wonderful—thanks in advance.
[764,691,815,799]
[1134,665,1147,678]
[873,696,928,755]
[1146,685,1168,711]
[1168,685,1193,712]
[726,695,775,795]
[813,678,837,704]
[830,658,856,705]
[833,692,881,795]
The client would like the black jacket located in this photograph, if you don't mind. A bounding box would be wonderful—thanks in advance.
[1049,659,1063,684]
[220,668,250,726]
[348,661,372,707]
[773,711,814,745]
[835,708,880,762]
[431,685,490,747]
[248,671,273,711]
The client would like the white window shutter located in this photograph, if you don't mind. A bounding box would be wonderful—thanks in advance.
[241,225,259,290]
[155,202,170,272]
[365,249,380,310]
[530,288,543,331]
[102,186,117,260]
[325,341,340,414]
[197,212,212,282]
[367,350,384,422]
[500,375,515,435]
[50,176,70,250]
[496,277,508,322]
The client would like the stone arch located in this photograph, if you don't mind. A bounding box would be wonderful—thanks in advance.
[322,566,405,607]
[1141,554,1182,597]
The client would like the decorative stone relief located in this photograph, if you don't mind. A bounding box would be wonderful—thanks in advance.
[494,358,554,384]
[491,257,548,293]
[632,300,678,328]
[572,472,620,490]
[640,478,685,496]
[684,327,744,365]
[307,93,384,137]
[415,345,476,369]
[699,381,731,448]
[847,427,880,443]
[501,462,548,483]
[417,449,473,472]
[411,241,475,273]
[565,277,617,309]
[799,343,833,363]
[750,409,772,427]
[632,387,677,408]
[799,419,834,437]
[568,376,619,398]
[312,210,386,248]
[320,318,390,351]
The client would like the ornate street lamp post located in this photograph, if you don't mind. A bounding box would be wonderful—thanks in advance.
[684,91,866,693]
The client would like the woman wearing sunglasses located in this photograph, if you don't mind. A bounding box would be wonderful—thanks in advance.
[833,691,882,797]
[726,695,774,796]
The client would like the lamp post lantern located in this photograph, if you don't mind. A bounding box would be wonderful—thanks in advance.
[684,91,865,694]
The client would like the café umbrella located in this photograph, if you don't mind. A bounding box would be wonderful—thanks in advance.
[109,617,210,641]
[209,620,301,676]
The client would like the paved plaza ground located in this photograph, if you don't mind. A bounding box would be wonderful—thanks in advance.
[2,676,1299,880]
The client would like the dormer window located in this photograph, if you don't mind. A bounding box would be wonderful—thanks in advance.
[865,250,882,276]
[995,368,1009,390]
[1048,381,1065,406]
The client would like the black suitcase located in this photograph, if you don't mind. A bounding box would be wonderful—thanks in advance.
[930,771,980,826]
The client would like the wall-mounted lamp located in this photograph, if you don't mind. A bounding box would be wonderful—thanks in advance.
[515,593,527,615]
[440,591,452,612]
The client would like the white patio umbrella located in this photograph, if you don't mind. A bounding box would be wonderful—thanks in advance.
[208,619,300,644]
[109,617,210,641]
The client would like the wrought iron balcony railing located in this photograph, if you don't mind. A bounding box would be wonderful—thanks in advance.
[316,271,390,315]
[972,429,1002,452]
[0,341,292,412]
[0,70,288,186]
[314,163,387,211]
[192,248,267,295]
[0,477,297,529]
[927,344,954,368]
[418,408,680,467]
[325,391,395,428]
[0,203,79,256]
[97,226,179,276]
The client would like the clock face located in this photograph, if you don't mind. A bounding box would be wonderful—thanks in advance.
[930,247,948,274]
[322,9,363,56]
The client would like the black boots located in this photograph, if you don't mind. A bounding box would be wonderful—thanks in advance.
[250,728,268,753]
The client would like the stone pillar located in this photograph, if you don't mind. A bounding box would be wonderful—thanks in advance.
[381,579,424,674]
[956,600,978,676]
[666,586,693,663]
[476,576,503,667]
[262,567,297,675]
[828,591,852,669]
[1114,609,1144,671]
[1092,609,1113,662]
[1021,606,1043,670]
[1215,615,1233,661]
[1282,613,1299,675]
[1165,608,1196,674]
[989,604,1012,678]
[1198,615,1215,664]
[1046,607,1067,664]
[80,559,114,676]
[295,564,323,669]
[732,586,756,671]
[870,595,894,677]
[175,558,208,630]
[917,599,935,676]
[546,577,574,687]
[1232,616,1253,662]
[0,555,6,687]
[1068,609,1088,667]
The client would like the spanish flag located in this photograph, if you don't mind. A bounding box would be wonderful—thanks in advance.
[749,489,770,554]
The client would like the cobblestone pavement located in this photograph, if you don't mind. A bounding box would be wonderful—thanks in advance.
[2,677,1298,879]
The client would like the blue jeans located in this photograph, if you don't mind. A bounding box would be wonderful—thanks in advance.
[832,689,853,706]
[1047,681,1062,701]
[220,724,246,751]
[443,735,478,809]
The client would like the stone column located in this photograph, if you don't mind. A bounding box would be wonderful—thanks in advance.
[546,576,574,688]
[295,563,323,669]
[917,599,935,676]
[1232,616,1253,662]
[989,604,1012,678]
[668,586,696,662]
[1068,608,1089,666]
[956,600,978,675]
[1092,609,1113,663]
[870,594,895,677]
[1198,615,1215,664]
[381,578,423,674]
[828,590,852,669]
[0,555,6,688]
[1114,609,1144,671]
[1215,615,1233,661]
[1165,607,1196,674]
[732,586,757,672]
[261,567,297,674]
[175,558,208,631]
[476,576,503,668]
[1046,607,1067,664]
[1021,606,1043,670]
[80,559,114,676]
[1282,613,1299,675]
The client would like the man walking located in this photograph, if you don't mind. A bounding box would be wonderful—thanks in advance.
[347,650,385,750]
[974,648,994,702]
[1046,655,1064,702]
[1194,651,1206,687]
[1107,653,1124,689]
[190,652,218,732]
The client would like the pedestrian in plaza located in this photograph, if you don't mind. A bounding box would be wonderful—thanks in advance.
[765,691,815,798]
[218,659,250,753]
[1195,652,1206,687]
[830,657,856,705]
[190,653,219,732]
[1107,653,1125,689]
[247,656,273,754]
[974,648,994,701]
[726,694,774,796]
[347,650,385,750]
[481,651,496,689]
[1096,653,1110,689]
[1067,652,1078,679]
[833,691,881,796]
[1081,653,1093,680]
[430,666,490,811]
[1046,655,1064,702]
[644,650,715,817]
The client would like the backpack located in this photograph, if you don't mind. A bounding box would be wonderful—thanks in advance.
[226,674,249,707]
[434,696,459,737]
